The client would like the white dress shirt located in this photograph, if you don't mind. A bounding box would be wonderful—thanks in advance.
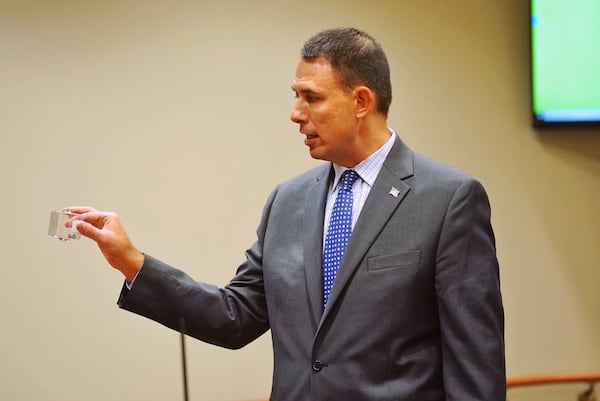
[323,129,396,241]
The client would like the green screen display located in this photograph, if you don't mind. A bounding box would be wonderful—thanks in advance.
[531,0,600,125]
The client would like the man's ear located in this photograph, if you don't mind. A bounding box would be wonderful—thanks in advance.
[354,86,376,118]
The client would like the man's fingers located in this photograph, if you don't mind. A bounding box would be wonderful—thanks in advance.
[73,219,103,241]
[78,211,112,228]
[64,210,114,241]
[63,206,98,215]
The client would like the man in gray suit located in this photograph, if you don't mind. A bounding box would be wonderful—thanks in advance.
[68,28,505,400]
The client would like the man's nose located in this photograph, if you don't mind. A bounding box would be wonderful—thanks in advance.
[290,101,305,124]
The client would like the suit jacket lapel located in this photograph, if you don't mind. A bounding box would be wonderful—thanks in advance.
[319,136,415,324]
[303,165,333,328]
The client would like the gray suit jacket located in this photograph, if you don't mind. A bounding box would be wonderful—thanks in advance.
[118,135,505,401]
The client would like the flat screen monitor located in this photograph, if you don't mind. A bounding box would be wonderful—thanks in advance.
[530,0,600,127]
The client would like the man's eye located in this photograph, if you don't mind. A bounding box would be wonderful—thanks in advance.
[292,91,318,103]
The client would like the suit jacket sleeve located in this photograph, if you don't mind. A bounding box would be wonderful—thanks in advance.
[436,178,505,401]
[116,189,278,349]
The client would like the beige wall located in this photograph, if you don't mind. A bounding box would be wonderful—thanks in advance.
[1,1,598,400]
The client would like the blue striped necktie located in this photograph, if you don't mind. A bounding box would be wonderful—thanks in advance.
[322,169,359,307]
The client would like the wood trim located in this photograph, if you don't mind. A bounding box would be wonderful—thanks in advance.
[507,373,600,388]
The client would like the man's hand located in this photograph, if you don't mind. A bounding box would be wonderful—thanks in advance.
[64,206,144,282]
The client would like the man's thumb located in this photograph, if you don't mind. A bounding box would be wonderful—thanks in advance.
[74,220,101,241]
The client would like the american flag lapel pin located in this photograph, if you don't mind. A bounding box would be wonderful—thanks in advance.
[389,187,400,197]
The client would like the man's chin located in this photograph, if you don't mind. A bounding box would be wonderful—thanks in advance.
[308,147,327,161]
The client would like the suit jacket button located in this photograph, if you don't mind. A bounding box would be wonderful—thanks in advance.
[312,360,323,372]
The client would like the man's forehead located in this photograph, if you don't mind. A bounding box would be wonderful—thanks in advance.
[292,58,341,90]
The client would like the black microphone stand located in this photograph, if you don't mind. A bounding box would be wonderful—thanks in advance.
[179,318,190,401]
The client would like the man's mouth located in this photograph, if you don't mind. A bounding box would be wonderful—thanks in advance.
[304,133,318,146]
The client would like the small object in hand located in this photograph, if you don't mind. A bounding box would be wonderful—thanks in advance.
[48,210,81,241]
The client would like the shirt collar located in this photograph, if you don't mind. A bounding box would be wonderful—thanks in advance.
[330,129,396,191]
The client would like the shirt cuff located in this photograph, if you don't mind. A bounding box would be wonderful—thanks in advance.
[124,264,143,290]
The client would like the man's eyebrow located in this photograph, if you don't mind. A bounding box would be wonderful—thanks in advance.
[291,87,319,95]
